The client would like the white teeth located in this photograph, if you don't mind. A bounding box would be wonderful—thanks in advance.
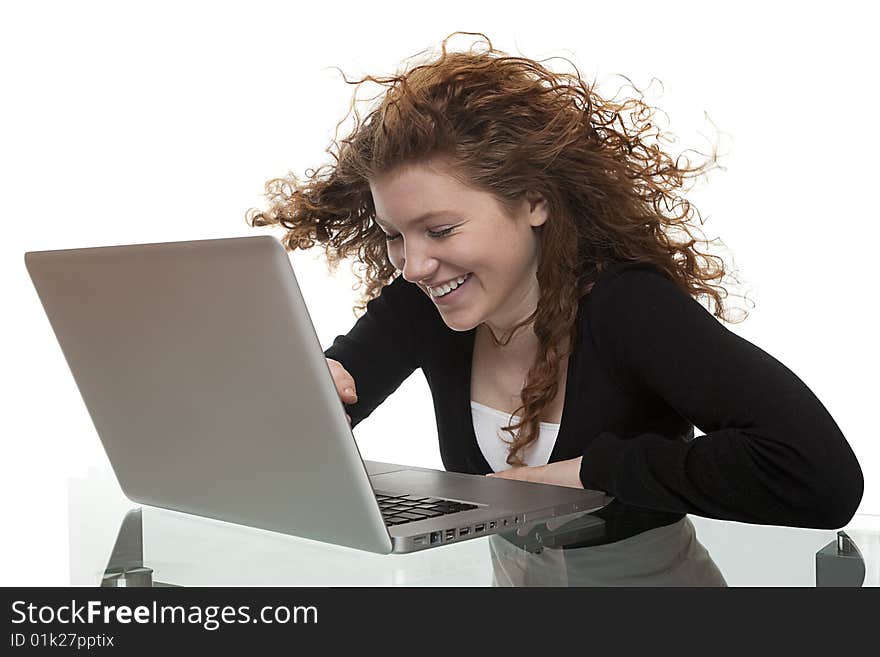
[430,273,469,297]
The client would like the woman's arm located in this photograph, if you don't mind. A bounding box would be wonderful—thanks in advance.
[577,264,863,529]
[323,275,425,428]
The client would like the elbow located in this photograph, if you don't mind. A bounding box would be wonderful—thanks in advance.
[813,493,862,530]
[748,425,864,529]
[810,452,864,530]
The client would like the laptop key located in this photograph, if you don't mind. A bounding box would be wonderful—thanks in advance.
[378,494,479,517]
[427,504,457,513]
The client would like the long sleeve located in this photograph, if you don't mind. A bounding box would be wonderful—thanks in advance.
[322,275,425,428]
[578,264,863,529]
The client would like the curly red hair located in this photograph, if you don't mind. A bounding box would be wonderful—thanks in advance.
[247,32,746,467]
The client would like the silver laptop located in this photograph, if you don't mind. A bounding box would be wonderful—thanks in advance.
[25,236,612,554]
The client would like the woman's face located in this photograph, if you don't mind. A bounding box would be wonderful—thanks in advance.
[369,160,548,334]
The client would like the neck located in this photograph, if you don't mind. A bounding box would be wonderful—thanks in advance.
[478,321,539,358]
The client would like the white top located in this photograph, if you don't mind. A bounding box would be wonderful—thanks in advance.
[470,400,561,473]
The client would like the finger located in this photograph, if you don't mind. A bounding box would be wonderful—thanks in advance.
[327,361,356,396]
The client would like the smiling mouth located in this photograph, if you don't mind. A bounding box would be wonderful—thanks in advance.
[427,272,471,298]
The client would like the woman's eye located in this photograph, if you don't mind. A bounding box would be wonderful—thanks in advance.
[384,227,454,242]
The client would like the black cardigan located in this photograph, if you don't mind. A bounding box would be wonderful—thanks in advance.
[323,262,863,540]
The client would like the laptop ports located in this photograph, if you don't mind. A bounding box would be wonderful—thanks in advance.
[446,529,456,541]
[459,527,470,537]
[474,523,485,533]
[489,521,496,529]
[430,531,441,545]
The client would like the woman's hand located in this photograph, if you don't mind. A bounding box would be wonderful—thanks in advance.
[486,456,584,489]
[326,358,358,426]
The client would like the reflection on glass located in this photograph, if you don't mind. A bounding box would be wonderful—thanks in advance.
[76,470,872,587]
[99,506,727,587]
[100,509,175,588]
[491,513,727,587]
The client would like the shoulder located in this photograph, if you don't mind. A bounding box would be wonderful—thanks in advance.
[578,262,711,392]
[586,261,684,315]
[580,261,707,354]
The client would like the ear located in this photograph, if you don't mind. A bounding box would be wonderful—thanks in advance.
[525,192,549,228]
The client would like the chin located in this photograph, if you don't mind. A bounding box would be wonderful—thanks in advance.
[439,314,481,333]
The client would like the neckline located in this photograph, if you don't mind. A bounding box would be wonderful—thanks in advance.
[469,399,561,429]
[464,327,576,471]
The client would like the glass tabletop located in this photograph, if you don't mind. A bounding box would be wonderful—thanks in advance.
[68,470,879,587]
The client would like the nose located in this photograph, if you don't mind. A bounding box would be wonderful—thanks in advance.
[398,242,438,286]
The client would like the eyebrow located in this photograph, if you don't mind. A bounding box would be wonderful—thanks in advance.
[374,210,457,230]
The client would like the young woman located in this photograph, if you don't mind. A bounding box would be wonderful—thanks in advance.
[247,33,863,550]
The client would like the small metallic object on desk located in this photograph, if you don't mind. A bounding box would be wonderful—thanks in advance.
[815,531,865,587]
[101,566,154,588]
[498,513,606,554]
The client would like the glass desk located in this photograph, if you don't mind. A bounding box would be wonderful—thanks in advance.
[69,470,879,587]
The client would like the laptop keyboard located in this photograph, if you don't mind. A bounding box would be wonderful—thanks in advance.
[375,493,478,526]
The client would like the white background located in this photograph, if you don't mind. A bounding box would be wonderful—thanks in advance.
[2,0,877,585]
